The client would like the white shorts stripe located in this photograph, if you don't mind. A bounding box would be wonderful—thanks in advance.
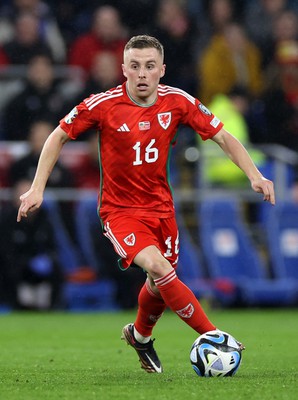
[104,222,127,258]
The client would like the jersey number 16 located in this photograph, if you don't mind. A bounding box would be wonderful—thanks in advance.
[133,139,159,165]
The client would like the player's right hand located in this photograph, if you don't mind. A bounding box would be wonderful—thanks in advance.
[17,188,43,222]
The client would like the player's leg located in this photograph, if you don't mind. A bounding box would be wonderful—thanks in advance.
[103,216,166,372]
[134,245,216,334]
[133,276,167,341]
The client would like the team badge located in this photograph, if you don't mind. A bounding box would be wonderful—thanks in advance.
[124,233,136,246]
[65,107,78,124]
[176,303,194,318]
[158,112,171,129]
[198,103,212,116]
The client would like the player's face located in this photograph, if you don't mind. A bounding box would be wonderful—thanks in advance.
[122,47,165,105]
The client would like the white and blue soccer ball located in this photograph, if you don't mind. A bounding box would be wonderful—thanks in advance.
[190,330,242,377]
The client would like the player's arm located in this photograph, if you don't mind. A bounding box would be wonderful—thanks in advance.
[211,128,275,205]
[17,126,70,222]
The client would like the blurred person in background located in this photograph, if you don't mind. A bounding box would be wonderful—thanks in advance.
[72,51,120,105]
[67,5,128,81]
[260,39,298,149]
[194,0,235,57]
[8,119,75,239]
[266,8,298,74]
[0,178,63,310]
[8,119,74,188]
[200,86,265,187]
[0,0,66,63]
[108,0,159,34]
[2,54,70,140]
[244,0,296,68]
[0,12,53,65]
[152,0,199,94]
[198,22,264,104]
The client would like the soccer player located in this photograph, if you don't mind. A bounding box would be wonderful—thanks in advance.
[17,35,275,373]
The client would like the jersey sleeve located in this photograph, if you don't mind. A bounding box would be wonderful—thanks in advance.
[182,98,224,141]
[59,97,102,139]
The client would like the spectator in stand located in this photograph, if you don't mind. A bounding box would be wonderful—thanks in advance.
[8,118,75,233]
[75,51,120,103]
[198,21,264,104]
[0,12,53,65]
[243,0,296,68]
[194,0,235,56]
[260,40,298,149]
[73,131,99,189]
[152,0,199,94]
[49,0,95,47]
[200,86,265,187]
[8,119,74,188]
[0,47,9,65]
[67,5,128,81]
[267,9,298,73]
[0,0,66,63]
[2,54,69,140]
[0,178,63,310]
[108,0,159,34]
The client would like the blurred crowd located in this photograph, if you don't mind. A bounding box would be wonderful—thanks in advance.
[0,0,298,310]
[0,0,297,147]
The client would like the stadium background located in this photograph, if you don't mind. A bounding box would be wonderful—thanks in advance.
[0,0,298,312]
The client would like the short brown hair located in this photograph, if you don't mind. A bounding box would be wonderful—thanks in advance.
[124,35,164,61]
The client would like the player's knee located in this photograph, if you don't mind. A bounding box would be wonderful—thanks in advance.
[145,257,172,279]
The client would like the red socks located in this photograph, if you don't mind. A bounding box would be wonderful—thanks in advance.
[134,279,167,337]
[154,269,216,334]
[135,270,216,336]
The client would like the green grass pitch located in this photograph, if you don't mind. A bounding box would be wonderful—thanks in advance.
[0,308,297,400]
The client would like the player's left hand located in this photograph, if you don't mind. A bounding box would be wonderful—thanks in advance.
[251,177,275,205]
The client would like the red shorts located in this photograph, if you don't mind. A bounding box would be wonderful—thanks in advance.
[102,215,179,269]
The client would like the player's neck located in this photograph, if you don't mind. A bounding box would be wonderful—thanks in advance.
[126,83,157,107]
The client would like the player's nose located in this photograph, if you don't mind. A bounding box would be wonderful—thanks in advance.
[138,67,146,78]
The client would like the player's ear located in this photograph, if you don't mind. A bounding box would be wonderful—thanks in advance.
[160,64,166,78]
[122,64,127,78]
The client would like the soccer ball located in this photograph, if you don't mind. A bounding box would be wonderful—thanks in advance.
[190,330,242,377]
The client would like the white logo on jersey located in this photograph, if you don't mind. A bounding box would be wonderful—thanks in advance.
[157,112,171,129]
[210,116,220,128]
[65,107,78,124]
[139,121,151,131]
[123,233,136,246]
[198,103,212,115]
[117,123,130,132]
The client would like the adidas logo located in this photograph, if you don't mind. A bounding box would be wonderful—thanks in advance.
[229,356,236,365]
[117,123,130,132]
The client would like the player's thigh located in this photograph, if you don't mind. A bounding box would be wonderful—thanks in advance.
[102,216,159,270]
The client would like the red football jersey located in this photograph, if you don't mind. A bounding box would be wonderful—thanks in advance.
[60,83,223,220]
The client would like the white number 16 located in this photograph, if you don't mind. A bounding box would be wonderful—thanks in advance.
[133,139,159,165]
